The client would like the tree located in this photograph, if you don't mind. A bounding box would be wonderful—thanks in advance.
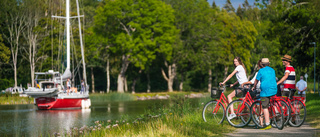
[224,0,235,12]
[22,0,47,87]
[1,0,26,88]
[257,0,320,76]
[94,0,178,92]
[215,11,257,78]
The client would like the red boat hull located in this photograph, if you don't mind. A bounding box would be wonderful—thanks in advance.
[35,97,89,110]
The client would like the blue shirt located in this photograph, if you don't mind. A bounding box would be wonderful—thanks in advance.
[256,66,277,97]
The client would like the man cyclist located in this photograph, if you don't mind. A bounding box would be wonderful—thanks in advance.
[277,55,296,98]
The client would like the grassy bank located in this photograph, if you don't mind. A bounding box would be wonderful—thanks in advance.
[0,93,33,105]
[89,91,208,102]
[90,92,137,102]
[62,95,235,137]
[305,93,320,129]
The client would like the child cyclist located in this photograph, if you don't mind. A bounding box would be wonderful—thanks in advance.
[252,58,277,130]
[220,57,248,119]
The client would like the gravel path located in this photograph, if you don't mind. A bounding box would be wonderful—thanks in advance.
[225,123,320,137]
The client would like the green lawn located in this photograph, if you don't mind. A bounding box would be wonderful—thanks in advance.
[305,93,320,129]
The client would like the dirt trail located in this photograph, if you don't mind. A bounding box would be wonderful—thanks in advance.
[225,123,319,137]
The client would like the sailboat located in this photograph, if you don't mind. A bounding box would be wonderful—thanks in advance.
[25,0,91,110]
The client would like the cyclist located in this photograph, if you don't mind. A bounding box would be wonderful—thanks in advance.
[220,56,248,120]
[252,58,277,130]
[241,59,263,92]
[277,54,295,98]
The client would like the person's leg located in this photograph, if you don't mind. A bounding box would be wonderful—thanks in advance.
[227,90,236,114]
[302,93,306,104]
[260,97,271,129]
[263,108,270,125]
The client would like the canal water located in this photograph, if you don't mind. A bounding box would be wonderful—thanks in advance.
[0,98,203,136]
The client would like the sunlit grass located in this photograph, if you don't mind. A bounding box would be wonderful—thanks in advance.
[63,95,235,137]
[0,96,33,105]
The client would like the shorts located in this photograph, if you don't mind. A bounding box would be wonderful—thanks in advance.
[282,88,296,99]
[261,97,270,109]
[276,84,282,96]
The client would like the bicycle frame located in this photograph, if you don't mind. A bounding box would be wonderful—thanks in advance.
[251,96,284,129]
[212,91,229,114]
[234,87,258,115]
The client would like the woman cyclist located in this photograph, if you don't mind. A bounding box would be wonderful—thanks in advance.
[220,57,248,119]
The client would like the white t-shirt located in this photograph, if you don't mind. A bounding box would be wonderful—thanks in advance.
[296,79,307,94]
[235,65,248,85]
[250,72,261,89]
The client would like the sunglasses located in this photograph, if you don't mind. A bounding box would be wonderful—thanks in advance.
[282,59,291,62]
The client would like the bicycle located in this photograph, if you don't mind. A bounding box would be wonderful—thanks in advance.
[281,88,306,127]
[202,85,229,124]
[225,85,259,127]
[250,96,285,130]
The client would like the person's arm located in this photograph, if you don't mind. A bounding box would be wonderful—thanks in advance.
[231,81,238,87]
[296,85,300,92]
[220,69,237,85]
[277,72,290,85]
[303,81,307,91]
[252,79,258,90]
[241,81,252,87]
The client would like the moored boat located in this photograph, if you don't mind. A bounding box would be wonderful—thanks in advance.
[25,0,90,110]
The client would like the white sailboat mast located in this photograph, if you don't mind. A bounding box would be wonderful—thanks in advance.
[66,0,70,70]
[76,0,87,86]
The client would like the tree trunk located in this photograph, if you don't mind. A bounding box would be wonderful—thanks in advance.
[179,73,183,91]
[117,74,125,93]
[91,67,95,93]
[147,72,151,93]
[132,70,142,94]
[14,63,17,87]
[215,70,218,87]
[224,66,229,80]
[124,76,128,92]
[131,79,136,94]
[106,58,110,93]
[161,61,176,92]
[117,55,130,92]
[208,69,212,92]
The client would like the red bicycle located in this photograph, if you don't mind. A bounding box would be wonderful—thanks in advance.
[225,85,259,127]
[202,85,229,124]
[281,88,306,127]
[250,96,285,130]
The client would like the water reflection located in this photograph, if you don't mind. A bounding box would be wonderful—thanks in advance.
[0,99,202,136]
[0,100,160,136]
[25,109,91,136]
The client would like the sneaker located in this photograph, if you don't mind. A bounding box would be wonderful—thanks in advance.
[228,114,236,119]
[260,125,272,130]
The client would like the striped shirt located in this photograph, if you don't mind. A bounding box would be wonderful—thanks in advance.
[283,66,295,89]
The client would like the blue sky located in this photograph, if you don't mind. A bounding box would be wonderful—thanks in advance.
[207,0,256,9]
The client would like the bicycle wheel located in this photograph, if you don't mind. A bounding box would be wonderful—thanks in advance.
[289,100,306,127]
[250,101,264,128]
[271,101,284,130]
[275,100,291,127]
[202,100,225,124]
[226,100,251,127]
